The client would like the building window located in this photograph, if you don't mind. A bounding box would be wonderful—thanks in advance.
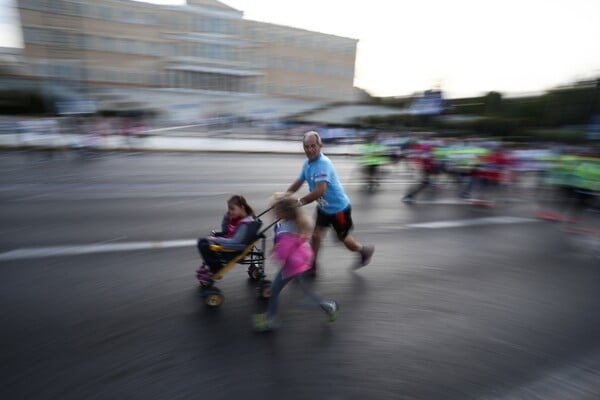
[144,14,156,25]
[23,28,36,43]
[81,3,93,17]
[195,16,206,32]
[125,39,135,54]
[105,37,116,52]
[207,44,224,59]
[99,6,111,20]
[59,65,72,79]
[146,42,158,56]
[123,11,135,23]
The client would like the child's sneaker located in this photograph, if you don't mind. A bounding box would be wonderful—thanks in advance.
[196,265,213,284]
[252,313,280,332]
[323,300,339,322]
[195,263,207,273]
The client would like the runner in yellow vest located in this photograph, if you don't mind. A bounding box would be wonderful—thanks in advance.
[360,133,390,192]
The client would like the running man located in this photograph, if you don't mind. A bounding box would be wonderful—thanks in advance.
[285,130,375,276]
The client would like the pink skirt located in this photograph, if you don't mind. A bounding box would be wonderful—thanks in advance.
[272,233,313,279]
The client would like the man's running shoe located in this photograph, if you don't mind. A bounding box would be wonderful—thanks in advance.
[323,300,339,322]
[357,245,375,268]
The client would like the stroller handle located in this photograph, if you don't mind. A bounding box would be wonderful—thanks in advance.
[258,218,280,236]
[255,205,274,219]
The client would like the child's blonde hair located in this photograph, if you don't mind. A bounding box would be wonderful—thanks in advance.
[272,196,311,236]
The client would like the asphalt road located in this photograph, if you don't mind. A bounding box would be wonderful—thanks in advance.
[1,150,599,400]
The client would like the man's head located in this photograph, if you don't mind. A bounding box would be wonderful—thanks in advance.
[303,131,322,161]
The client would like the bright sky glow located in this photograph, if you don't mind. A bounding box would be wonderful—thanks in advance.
[218,0,600,98]
[0,0,23,48]
[4,0,600,98]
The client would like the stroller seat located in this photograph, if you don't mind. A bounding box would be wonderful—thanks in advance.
[198,210,278,307]
[208,219,264,280]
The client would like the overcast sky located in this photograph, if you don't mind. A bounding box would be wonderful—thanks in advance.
[3,0,599,98]
[217,0,600,98]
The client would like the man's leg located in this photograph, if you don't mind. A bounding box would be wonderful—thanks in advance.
[341,234,375,268]
[341,234,361,252]
[330,207,372,264]
[309,226,325,272]
[413,172,431,196]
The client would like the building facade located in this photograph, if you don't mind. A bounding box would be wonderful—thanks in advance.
[243,19,357,101]
[14,0,358,104]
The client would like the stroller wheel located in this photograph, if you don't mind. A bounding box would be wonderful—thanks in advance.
[258,280,272,299]
[247,264,263,281]
[204,287,224,307]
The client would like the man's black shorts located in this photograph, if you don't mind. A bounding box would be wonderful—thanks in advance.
[315,206,353,239]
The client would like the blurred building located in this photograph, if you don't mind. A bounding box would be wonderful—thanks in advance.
[0,46,24,75]
[409,89,445,116]
[243,19,357,101]
[12,0,358,119]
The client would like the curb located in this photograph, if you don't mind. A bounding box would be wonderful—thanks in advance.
[0,133,361,156]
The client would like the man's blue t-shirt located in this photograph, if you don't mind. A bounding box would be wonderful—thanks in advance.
[299,153,350,214]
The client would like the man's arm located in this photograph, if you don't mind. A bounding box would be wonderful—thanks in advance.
[298,181,327,206]
[286,179,303,194]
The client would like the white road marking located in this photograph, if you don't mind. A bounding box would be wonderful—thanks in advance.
[406,216,538,229]
[0,239,196,261]
[0,216,539,261]
[144,124,206,132]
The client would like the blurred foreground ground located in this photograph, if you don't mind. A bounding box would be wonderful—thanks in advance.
[0,150,598,400]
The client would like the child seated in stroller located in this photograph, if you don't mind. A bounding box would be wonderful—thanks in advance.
[196,194,256,283]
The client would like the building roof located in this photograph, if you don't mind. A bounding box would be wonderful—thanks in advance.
[293,104,409,125]
[187,0,239,11]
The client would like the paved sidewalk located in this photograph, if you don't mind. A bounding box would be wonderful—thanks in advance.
[0,132,360,155]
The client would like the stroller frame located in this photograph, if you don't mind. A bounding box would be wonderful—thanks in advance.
[199,208,277,307]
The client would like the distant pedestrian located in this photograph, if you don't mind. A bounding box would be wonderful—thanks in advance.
[402,141,441,202]
[360,132,390,192]
[284,130,374,275]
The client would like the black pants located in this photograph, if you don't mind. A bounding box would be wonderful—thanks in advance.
[405,170,435,198]
[197,238,224,273]
[365,164,378,181]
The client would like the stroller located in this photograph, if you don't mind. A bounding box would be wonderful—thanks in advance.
[197,208,276,307]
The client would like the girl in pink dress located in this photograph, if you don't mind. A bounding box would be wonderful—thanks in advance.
[253,196,339,332]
